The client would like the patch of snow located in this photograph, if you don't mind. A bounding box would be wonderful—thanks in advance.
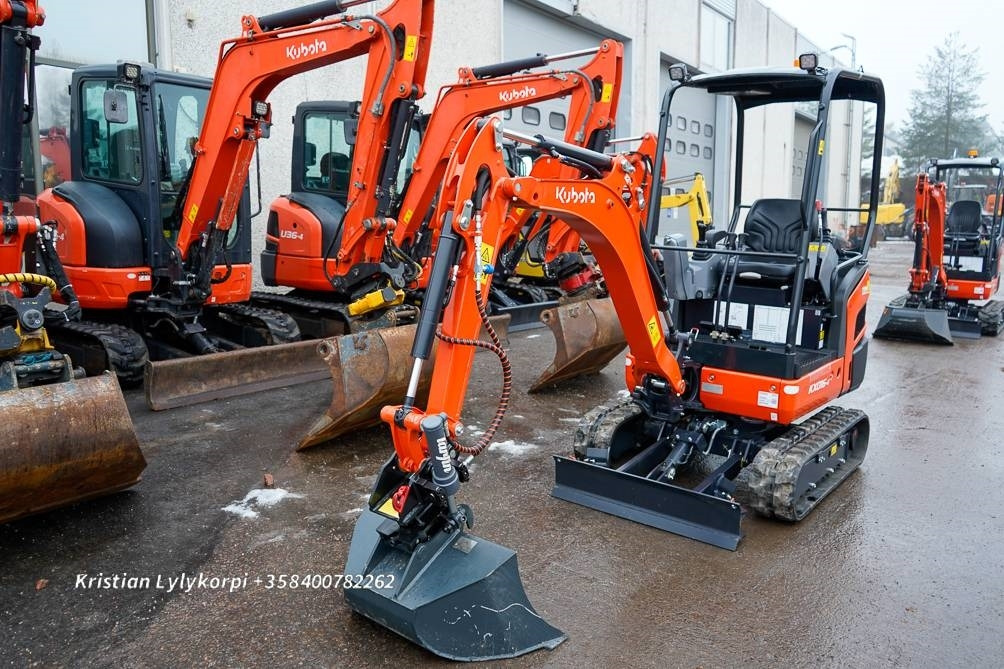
[511,415,524,419]
[222,488,303,519]
[488,440,539,457]
[558,417,581,423]
[525,334,541,339]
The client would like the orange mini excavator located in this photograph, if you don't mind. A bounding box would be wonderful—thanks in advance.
[37,0,434,408]
[340,56,883,658]
[0,0,144,524]
[873,154,1004,343]
[256,40,625,447]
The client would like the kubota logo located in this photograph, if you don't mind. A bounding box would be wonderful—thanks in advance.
[434,435,452,474]
[286,38,327,60]
[555,186,596,205]
[498,85,537,103]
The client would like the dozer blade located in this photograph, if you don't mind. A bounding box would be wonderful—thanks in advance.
[872,295,954,345]
[529,297,626,393]
[344,509,566,661]
[298,316,509,450]
[0,373,146,523]
[552,455,743,550]
[145,340,330,410]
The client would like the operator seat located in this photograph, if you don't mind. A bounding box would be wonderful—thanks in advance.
[735,198,805,281]
[944,200,983,239]
[320,151,351,194]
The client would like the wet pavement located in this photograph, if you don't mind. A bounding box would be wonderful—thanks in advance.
[2,239,1003,667]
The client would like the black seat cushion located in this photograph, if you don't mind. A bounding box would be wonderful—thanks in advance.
[736,198,804,280]
[945,200,983,238]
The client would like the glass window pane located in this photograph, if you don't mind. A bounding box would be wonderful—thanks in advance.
[39,0,149,64]
[677,116,686,131]
[80,79,142,184]
[522,106,541,126]
[675,140,686,154]
[303,111,354,202]
[690,143,700,157]
[691,120,701,134]
[548,111,566,131]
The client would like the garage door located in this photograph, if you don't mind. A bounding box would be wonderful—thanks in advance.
[657,63,718,243]
[502,1,630,139]
[792,115,813,198]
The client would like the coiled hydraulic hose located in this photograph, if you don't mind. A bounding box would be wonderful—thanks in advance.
[0,272,58,293]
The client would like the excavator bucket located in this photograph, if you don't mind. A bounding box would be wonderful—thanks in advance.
[344,508,566,661]
[0,373,146,523]
[873,294,954,345]
[298,316,509,450]
[145,340,331,410]
[529,297,626,393]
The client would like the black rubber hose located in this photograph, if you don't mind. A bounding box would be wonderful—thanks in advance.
[470,54,549,80]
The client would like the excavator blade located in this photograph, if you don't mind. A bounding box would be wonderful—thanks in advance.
[344,509,566,661]
[298,315,509,450]
[145,340,330,410]
[872,294,954,345]
[529,297,626,393]
[0,373,146,523]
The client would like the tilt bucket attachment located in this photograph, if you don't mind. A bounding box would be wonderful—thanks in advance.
[344,457,565,660]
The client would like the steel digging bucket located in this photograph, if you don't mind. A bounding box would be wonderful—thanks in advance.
[344,509,566,661]
[873,294,954,345]
[0,372,146,523]
[298,316,509,450]
[529,297,626,392]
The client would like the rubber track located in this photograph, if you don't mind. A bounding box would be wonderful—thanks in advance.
[572,398,643,462]
[250,291,348,320]
[979,300,1004,335]
[744,407,866,521]
[47,319,149,386]
[211,303,301,344]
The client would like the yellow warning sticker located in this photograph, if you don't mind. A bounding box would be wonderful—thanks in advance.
[403,35,418,62]
[817,139,825,156]
[646,315,661,347]
[402,208,413,224]
[378,497,399,519]
[829,443,838,457]
[187,203,199,223]
[479,242,495,284]
[601,83,613,103]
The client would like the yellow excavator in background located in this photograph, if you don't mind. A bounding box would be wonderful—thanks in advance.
[0,0,145,524]
[855,156,908,241]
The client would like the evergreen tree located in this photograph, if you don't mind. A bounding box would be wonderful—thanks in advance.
[900,32,989,171]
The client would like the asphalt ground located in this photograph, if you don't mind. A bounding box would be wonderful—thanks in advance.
[2,239,1002,667]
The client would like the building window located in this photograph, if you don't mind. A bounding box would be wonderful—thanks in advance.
[503,108,512,120]
[690,144,700,157]
[704,146,713,159]
[676,141,686,154]
[548,111,566,131]
[691,120,701,134]
[677,116,687,131]
[704,123,713,137]
[522,106,541,126]
[700,4,732,72]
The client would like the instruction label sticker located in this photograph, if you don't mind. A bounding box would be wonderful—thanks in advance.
[646,315,661,347]
[817,139,825,156]
[187,203,199,223]
[404,35,418,61]
[757,390,779,409]
[402,208,413,224]
[601,82,613,103]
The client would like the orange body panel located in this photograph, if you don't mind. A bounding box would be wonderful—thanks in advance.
[946,275,1000,300]
[37,188,86,266]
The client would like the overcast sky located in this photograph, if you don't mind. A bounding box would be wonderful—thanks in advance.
[763,0,1004,134]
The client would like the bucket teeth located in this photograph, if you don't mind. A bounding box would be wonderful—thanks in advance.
[529,297,626,393]
[0,372,146,523]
